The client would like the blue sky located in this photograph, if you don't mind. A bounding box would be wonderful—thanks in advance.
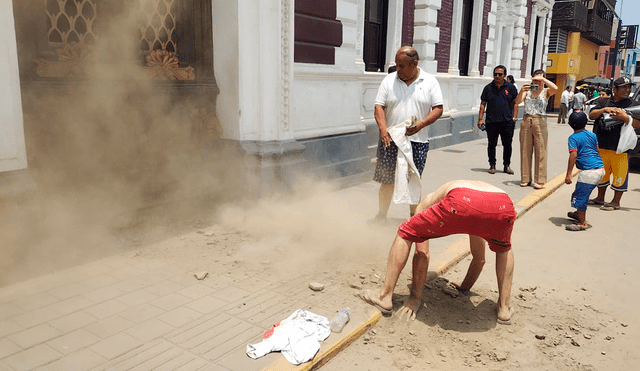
[618,0,640,27]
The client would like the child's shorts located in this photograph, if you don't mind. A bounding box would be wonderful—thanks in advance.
[572,168,605,210]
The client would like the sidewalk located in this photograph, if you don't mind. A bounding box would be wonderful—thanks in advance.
[0,121,577,371]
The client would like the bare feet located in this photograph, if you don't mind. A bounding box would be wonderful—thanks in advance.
[497,305,514,325]
[396,295,421,321]
[360,289,393,316]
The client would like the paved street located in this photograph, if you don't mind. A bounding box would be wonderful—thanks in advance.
[323,168,640,370]
[1,119,636,370]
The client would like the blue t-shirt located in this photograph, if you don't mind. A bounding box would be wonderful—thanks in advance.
[568,130,603,170]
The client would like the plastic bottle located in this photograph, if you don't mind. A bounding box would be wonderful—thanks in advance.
[330,308,350,333]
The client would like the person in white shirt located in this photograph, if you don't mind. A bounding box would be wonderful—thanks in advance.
[558,86,572,123]
[372,46,444,223]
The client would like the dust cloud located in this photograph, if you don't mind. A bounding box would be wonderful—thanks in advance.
[219,179,393,278]
[1,1,249,286]
[2,1,385,288]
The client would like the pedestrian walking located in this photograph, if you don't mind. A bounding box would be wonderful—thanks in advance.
[558,86,572,123]
[478,65,519,175]
[372,46,444,223]
[515,69,558,189]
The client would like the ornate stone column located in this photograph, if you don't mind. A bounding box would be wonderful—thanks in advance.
[414,0,441,74]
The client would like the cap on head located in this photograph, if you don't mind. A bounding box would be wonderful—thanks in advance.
[613,76,635,87]
[568,111,588,130]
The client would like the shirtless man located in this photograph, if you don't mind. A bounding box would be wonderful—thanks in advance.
[361,180,516,324]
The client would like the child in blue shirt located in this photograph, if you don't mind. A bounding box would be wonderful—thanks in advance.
[564,111,605,231]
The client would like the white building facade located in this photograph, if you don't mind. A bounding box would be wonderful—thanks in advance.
[2,0,555,195]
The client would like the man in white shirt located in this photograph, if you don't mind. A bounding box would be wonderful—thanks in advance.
[559,86,572,123]
[372,46,444,223]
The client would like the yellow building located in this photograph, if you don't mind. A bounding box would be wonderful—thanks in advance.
[547,33,602,109]
[547,0,616,110]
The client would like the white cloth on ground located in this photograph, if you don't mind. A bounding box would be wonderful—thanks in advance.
[246,309,331,365]
[388,116,422,205]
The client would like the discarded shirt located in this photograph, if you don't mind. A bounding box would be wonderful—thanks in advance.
[246,309,331,365]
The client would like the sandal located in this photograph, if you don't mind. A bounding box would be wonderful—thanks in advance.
[565,224,587,231]
[520,182,531,187]
[533,183,544,189]
[600,203,620,211]
[587,199,604,206]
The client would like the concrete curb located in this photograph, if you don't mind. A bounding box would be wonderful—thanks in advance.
[262,170,578,370]
[261,311,382,371]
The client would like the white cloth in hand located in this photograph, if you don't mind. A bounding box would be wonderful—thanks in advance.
[388,116,422,205]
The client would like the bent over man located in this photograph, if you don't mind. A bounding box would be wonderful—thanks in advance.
[361,180,516,324]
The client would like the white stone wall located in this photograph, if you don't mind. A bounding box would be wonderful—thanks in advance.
[414,0,441,74]
[525,0,554,77]
[210,0,546,148]
[484,0,529,77]
[0,1,28,173]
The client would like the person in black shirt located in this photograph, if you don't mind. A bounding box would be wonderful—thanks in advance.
[478,65,519,174]
[588,76,640,210]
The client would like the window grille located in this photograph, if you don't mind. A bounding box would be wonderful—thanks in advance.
[45,0,98,46]
[136,0,177,53]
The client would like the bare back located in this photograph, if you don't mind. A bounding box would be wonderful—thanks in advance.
[416,180,506,213]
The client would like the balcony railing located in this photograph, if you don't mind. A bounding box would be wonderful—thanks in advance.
[584,12,613,45]
[551,0,589,32]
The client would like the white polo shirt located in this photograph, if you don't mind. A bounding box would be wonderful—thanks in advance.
[374,68,444,143]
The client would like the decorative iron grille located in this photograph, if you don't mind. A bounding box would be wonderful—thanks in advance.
[136,0,178,53]
[45,0,98,46]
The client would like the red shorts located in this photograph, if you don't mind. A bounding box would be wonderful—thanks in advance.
[397,188,516,253]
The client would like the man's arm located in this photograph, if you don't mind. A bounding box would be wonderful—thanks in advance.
[477,101,487,129]
[374,104,392,147]
[405,105,443,137]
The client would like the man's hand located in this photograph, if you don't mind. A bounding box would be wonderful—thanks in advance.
[477,119,485,130]
[395,296,421,322]
[380,128,392,147]
[608,107,631,124]
[405,121,422,137]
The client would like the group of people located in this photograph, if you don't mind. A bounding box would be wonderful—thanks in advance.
[360,46,638,325]
[479,65,558,189]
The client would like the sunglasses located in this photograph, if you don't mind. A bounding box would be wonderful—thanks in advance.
[494,73,504,77]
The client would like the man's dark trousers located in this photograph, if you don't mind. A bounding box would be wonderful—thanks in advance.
[486,120,515,168]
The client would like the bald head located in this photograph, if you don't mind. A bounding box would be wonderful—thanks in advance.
[395,46,420,84]
[396,46,419,62]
